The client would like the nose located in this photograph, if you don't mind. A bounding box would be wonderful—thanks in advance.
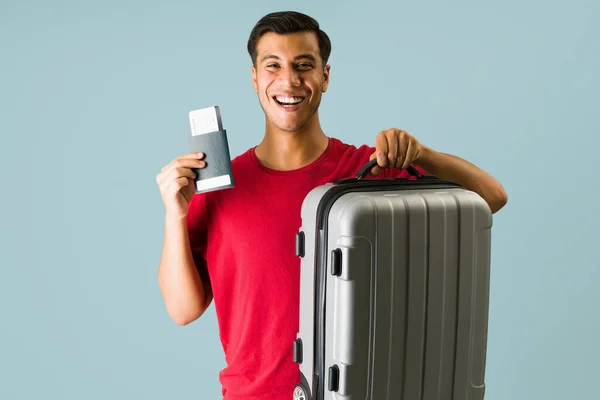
[279,66,301,87]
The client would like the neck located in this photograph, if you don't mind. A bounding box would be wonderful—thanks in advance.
[255,112,329,171]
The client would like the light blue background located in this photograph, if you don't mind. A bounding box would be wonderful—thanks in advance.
[1,0,598,399]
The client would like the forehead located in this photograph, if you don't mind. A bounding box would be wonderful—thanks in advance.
[256,31,320,61]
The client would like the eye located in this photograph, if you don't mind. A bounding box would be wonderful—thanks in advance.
[297,63,313,70]
[266,63,279,69]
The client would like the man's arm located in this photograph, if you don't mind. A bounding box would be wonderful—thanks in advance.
[158,215,213,325]
[156,151,212,326]
[372,128,508,214]
[415,145,508,214]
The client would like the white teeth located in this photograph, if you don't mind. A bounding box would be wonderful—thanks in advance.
[275,96,304,104]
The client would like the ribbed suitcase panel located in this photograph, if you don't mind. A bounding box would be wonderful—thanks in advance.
[452,191,491,400]
[324,189,491,400]
[428,193,460,400]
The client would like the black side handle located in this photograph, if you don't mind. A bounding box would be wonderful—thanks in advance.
[356,158,421,180]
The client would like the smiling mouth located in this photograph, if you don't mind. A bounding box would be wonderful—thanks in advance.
[273,95,306,108]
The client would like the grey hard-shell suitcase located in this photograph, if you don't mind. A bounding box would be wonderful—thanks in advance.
[292,159,493,400]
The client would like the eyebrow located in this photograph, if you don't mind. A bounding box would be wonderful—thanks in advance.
[261,54,317,63]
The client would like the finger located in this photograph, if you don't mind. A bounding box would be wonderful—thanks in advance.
[397,131,409,169]
[164,177,192,196]
[161,152,205,172]
[369,152,381,176]
[402,139,416,169]
[158,164,202,187]
[386,129,399,168]
[375,133,388,168]
[170,167,197,181]
[158,159,205,184]
[161,153,205,172]
[164,167,197,189]
[182,179,197,202]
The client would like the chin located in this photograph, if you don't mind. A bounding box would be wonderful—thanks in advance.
[260,99,318,133]
[267,113,308,133]
[275,122,305,133]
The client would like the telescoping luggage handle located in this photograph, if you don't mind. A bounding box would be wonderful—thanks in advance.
[355,158,423,180]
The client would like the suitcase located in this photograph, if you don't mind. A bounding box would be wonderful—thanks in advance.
[292,159,493,400]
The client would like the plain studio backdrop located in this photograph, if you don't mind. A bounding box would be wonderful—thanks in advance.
[1,0,598,399]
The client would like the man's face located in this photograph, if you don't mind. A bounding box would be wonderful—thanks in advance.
[251,31,330,133]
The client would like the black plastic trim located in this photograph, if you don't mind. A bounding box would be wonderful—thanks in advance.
[298,372,312,400]
[296,231,305,258]
[328,365,340,392]
[331,249,342,276]
[293,338,303,364]
[355,158,422,180]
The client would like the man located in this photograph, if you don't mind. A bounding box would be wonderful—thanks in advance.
[156,11,507,400]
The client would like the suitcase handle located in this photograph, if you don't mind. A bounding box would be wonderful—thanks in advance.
[356,158,422,180]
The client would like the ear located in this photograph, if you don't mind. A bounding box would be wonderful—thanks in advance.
[251,66,258,94]
[322,64,331,93]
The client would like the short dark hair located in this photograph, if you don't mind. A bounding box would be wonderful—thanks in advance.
[247,11,332,67]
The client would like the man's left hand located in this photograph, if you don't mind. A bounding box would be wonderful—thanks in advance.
[369,128,422,176]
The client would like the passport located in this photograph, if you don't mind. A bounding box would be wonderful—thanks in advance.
[188,106,235,194]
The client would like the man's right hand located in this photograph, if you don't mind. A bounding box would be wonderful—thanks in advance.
[156,152,206,219]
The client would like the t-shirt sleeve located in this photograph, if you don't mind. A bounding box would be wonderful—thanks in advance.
[186,193,212,296]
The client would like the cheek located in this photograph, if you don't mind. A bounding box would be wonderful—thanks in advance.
[309,76,324,93]
[258,78,274,97]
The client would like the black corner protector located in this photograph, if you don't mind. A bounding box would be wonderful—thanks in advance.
[331,248,342,276]
[295,231,305,258]
[328,365,340,392]
[293,338,303,364]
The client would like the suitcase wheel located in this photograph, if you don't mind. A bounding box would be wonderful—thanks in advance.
[293,384,308,400]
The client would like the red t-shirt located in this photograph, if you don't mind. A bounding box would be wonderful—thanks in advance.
[186,137,425,399]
